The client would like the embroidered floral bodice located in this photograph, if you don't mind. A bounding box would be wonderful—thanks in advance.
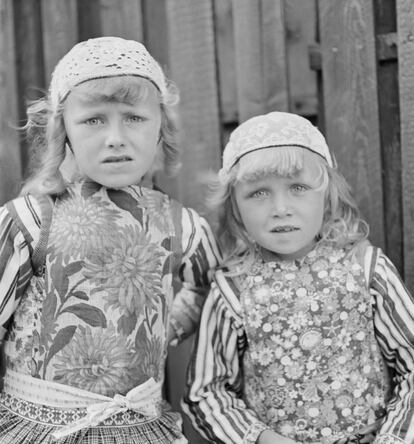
[3,182,182,397]
[236,244,390,443]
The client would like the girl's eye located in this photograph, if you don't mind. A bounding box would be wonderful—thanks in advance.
[127,115,144,123]
[291,184,309,193]
[85,117,103,126]
[251,189,269,199]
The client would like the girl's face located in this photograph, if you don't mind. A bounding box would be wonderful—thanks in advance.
[234,160,326,261]
[63,79,162,188]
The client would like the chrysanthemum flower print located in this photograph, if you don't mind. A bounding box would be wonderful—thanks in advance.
[84,225,165,314]
[53,324,138,396]
[49,194,120,260]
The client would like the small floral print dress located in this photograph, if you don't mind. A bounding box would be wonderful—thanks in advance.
[236,243,390,443]
[0,181,217,444]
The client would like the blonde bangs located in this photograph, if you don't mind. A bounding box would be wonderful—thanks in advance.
[235,146,328,191]
[70,76,157,105]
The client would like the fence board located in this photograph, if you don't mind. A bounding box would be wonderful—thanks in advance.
[165,0,221,214]
[13,0,45,175]
[232,0,289,122]
[41,0,78,80]
[374,0,402,273]
[0,0,21,205]
[284,0,317,116]
[396,0,414,289]
[99,0,143,41]
[214,0,238,124]
[318,0,385,249]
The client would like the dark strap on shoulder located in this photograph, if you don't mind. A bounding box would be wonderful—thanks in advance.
[169,198,183,290]
[31,194,54,275]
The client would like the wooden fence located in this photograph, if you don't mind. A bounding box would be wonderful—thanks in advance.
[0,0,413,442]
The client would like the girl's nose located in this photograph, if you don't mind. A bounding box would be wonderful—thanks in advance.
[105,121,126,148]
[271,192,291,217]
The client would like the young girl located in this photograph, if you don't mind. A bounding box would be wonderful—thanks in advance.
[183,112,414,444]
[0,36,220,443]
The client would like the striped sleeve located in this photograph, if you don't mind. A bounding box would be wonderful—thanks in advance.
[181,271,269,444]
[0,195,41,341]
[370,248,414,444]
[169,208,221,342]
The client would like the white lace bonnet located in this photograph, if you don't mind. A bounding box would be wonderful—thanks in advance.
[220,112,334,179]
[49,36,167,111]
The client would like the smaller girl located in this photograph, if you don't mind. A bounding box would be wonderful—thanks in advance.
[0,37,220,443]
[183,112,414,444]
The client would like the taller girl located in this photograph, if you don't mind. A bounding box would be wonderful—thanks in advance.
[0,37,219,443]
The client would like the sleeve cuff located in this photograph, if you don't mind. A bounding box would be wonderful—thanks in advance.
[243,422,271,444]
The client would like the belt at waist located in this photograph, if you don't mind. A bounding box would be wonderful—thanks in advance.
[3,369,162,439]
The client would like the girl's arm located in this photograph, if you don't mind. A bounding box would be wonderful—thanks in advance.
[181,277,272,444]
[169,207,221,343]
[370,248,414,444]
[0,196,41,341]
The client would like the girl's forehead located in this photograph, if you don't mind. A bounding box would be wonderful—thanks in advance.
[238,148,324,181]
[68,77,159,105]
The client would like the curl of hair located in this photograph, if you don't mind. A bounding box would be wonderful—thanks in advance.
[208,162,369,276]
[20,76,181,196]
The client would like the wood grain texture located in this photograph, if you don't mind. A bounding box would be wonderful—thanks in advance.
[41,0,78,80]
[0,0,21,204]
[232,0,288,122]
[396,0,414,289]
[284,0,318,116]
[319,0,385,248]
[99,0,143,41]
[374,0,402,274]
[13,0,45,175]
[165,0,221,216]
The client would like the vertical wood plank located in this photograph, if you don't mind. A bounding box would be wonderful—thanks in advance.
[13,0,45,175]
[0,0,21,204]
[214,0,238,124]
[165,0,221,214]
[142,0,169,68]
[78,0,102,41]
[232,0,289,122]
[41,0,78,81]
[374,0,402,273]
[284,0,318,116]
[396,0,414,289]
[99,0,143,41]
[318,0,385,248]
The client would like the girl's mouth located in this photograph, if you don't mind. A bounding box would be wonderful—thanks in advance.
[271,226,299,233]
[103,156,132,163]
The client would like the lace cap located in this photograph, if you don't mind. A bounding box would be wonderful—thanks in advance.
[220,112,334,178]
[49,36,167,110]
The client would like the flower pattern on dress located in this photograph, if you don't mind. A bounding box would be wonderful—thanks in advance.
[53,323,140,396]
[238,244,389,444]
[49,191,120,261]
[83,224,165,315]
[4,182,179,400]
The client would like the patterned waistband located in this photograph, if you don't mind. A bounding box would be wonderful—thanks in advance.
[1,370,163,438]
[0,392,154,427]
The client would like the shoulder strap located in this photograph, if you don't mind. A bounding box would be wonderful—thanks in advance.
[31,194,54,275]
[169,197,183,291]
[351,239,379,288]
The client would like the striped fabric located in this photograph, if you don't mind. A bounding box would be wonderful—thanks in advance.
[182,247,414,444]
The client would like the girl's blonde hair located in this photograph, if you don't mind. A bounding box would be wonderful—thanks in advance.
[20,76,181,196]
[210,146,368,274]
